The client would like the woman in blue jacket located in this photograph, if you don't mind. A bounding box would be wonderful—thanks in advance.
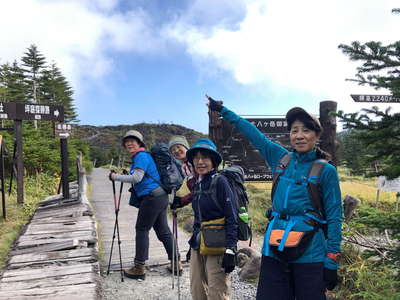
[110,130,181,279]
[186,138,238,300]
[208,97,342,300]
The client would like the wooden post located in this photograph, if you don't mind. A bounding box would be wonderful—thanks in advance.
[375,188,380,206]
[319,101,338,166]
[60,138,70,199]
[208,103,223,147]
[14,120,24,205]
[0,137,5,219]
[396,192,400,212]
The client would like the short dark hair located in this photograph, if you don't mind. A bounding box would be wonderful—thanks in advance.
[123,136,145,148]
[288,113,323,135]
[192,149,218,168]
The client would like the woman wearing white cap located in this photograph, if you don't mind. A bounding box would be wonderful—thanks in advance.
[110,130,180,280]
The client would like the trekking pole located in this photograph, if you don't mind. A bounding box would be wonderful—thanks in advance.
[171,208,175,289]
[173,209,181,300]
[169,189,176,289]
[106,176,124,282]
[115,180,124,282]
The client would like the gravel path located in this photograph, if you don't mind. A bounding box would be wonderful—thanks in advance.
[100,264,257,300]
[90,168,259,299]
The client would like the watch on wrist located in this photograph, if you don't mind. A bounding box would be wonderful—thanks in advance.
[327,252,341,262]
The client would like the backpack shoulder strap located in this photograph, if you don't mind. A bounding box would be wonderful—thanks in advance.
[208,173,224,212]
[271,153,292,203]
[307,159,328,214]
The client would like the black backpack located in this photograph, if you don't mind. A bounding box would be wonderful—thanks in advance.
[207,166,253,245]
[146,143,184,194]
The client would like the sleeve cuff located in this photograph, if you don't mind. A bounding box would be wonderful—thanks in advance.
[324,257,339,270]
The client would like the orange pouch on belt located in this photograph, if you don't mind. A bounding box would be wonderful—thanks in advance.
[269,229,305,247]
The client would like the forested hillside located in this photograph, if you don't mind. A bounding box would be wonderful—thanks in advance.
[74,123,206,167]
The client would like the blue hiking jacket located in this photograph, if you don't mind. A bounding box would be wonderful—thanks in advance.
[189,170,238,249]
[221,106,342,269]
[130,151,160,198]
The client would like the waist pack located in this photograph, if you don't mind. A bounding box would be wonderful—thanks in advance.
[195,166,252,244]
[200,217,226,256]
[128,186,141,208]
[265,211,325,261]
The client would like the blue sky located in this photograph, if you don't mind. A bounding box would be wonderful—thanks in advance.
[0,0,399,133]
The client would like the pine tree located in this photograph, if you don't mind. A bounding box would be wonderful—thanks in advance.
[0,61,27,103]
[41,63,79,122]
[21,44,47,104]
[337,12,400,179]
[338,41,400,97]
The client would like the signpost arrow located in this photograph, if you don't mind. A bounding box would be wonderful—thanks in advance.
[58,132,70,138]
[351,94,400,103]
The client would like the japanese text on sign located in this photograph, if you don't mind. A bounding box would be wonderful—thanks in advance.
[219,117,290,181]
[24,104,50,115]
[351,94,400,103]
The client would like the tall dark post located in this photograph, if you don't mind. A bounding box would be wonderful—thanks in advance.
[60,138,69,199]
[0,140,5,219]
[319,101,338,166]
[208,105,223,147]
[14,120,24,205]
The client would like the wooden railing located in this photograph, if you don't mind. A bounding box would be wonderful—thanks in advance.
[76,152,86,202]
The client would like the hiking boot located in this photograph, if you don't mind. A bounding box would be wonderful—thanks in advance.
[167,260,183,276]
[124,263,146,280]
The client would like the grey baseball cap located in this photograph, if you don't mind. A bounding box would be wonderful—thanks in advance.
[286,107,323,133]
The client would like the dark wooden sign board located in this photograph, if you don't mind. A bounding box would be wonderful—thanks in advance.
[55,123,72,139]
[351,94,400,103]
[219,118,290,181]
[17,103,64,121]
[0,102,68,204]
[209,101,338,182]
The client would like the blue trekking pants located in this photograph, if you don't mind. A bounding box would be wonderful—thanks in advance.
[256,255,326,300]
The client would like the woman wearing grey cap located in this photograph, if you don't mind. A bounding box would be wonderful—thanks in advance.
[168,135,193,177]
[110,130,180,280]
[208,96,342,300]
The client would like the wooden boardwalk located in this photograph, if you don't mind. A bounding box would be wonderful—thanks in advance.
[89,168,190,271]
[0,182,100,300]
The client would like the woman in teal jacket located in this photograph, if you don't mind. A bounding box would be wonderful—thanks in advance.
[208,97,342,300]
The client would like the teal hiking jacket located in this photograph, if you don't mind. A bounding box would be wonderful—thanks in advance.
[221,106,342,270]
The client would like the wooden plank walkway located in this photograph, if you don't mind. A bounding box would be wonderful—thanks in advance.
[89,168,190,271]
[0,182,101,300]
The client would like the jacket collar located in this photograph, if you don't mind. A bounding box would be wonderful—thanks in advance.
[198,169,218,182]
[293,149,317,162]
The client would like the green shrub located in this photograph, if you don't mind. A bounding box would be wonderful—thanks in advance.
[335,244,400,300]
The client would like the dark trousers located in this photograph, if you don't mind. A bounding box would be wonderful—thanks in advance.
[256,255,326,300]
[134,193,178,263]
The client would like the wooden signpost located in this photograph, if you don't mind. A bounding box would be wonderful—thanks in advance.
[55,123,72,200]
[0,136,5,219]
[0,102,66,204]
[209,101,338,181]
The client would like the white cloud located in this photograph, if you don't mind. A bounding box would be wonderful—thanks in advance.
[0,0,163,93]
[166,0,400,112]
[1,0,398,119]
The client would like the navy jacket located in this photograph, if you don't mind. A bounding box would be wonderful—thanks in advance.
[189,170,238,249]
